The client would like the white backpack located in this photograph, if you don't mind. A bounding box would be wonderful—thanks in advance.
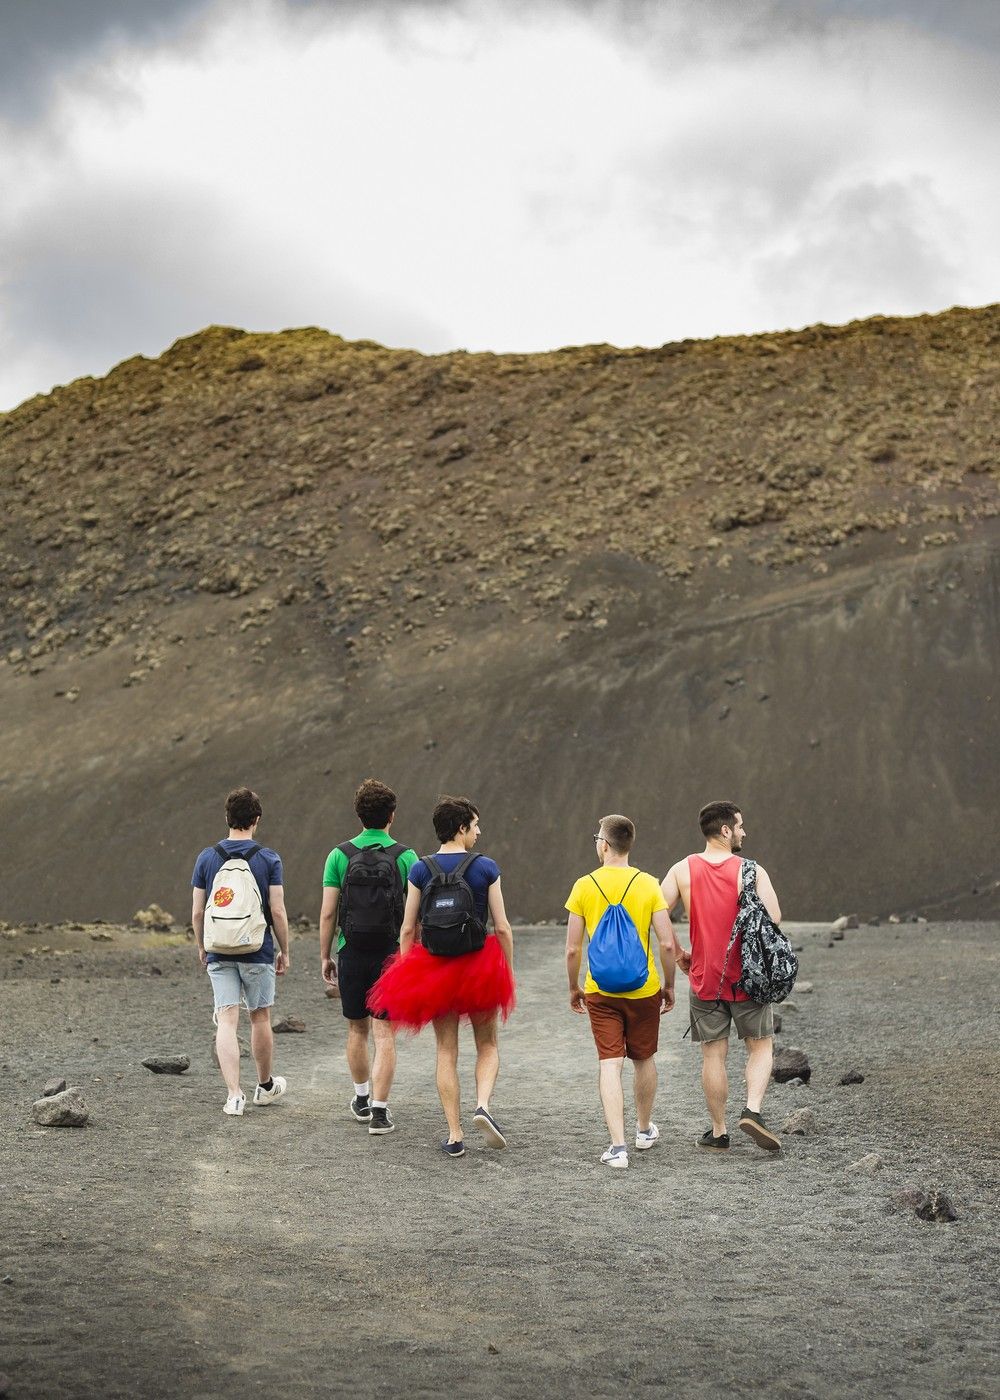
[203,843,268,955]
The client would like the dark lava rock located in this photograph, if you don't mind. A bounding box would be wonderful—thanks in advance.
[141,1054,190,1074]
[272,1015,306,1034]
[32,1087,88,1126]
[915,1190,959,1223]
[772,1047,811,1083]
[839,1069,865,1085]
[42,1076,67,1097]
[896,1187,927,1210]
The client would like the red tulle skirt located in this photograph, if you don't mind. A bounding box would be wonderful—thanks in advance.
[367,935,516,1029]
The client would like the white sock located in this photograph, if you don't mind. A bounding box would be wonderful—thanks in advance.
[371,1099,388,1110]
[353,1081,370,1098]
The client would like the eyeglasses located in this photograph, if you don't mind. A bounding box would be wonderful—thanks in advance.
[593,833,605,843]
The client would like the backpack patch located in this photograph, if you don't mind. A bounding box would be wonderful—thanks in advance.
[586,872,649,994]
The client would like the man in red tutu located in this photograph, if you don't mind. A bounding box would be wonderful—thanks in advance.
[367,796,515,1157]
[566,814,679,1169]
[319,778,418,1135]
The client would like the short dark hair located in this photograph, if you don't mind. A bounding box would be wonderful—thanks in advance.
[355,778,398,830]
[226,786,262,830]
[699,801,741,838]
[598,814,635,855]
[433,795,479,843]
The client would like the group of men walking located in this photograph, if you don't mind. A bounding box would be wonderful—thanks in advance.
[191,784,784,1163]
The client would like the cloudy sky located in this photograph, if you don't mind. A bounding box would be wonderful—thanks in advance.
[1,0,997,410]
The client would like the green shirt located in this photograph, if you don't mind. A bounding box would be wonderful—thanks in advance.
[323,829,418,950]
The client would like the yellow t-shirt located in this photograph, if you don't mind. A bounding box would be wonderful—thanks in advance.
[565,866,668,999]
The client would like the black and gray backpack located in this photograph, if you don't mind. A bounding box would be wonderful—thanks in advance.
[419,854,487,958]
[338,841,406,952]
[718,859,797,1004]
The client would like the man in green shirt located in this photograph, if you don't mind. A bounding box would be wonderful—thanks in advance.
[320,778,417,1135]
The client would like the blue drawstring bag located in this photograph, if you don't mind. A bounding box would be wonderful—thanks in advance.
[586,872,649,993]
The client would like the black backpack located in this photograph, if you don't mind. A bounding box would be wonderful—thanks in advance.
[338,841,406,953]
[718,859,798,1004]
[419,854,487,958]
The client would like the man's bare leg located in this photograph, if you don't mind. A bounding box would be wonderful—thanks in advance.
[345,1017,371,1087]
[249,1006,273,1086]
[370,1017,397,1103]
[744,1036,773,1113]
[215,1005,241,1096]
[598,1057,627,1144]
[470,1013,499,1110]
[433,1014,462,1142]
[632,1055,657,1133]
[701,1037,730,1135]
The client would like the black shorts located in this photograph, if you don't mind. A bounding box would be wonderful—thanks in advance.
[338,945,397,1021]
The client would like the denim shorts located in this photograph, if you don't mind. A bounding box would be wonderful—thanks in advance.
[207,959,276,1012]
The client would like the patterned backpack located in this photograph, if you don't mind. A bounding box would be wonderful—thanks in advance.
[717,859,797,1004]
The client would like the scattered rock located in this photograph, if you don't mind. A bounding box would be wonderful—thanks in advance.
[782,1107,817,1135]
[830,914,859,931]
[888,914,901,924]
[132,904,176,931]
[772,1047,811,1083]
[42,1076,67,1097]
[90,930,113,942]
[488,1344,500,1355]
[867,916,881,927]
[141,1055,190,1075]
[786,1076,807,1087]
[895,1187,927,1210]
[782,999,798,1013]
[272,1015,306,1034]
[846,1153,882,1175]
[839,1069,865,1085]
[796,981,814,993]
[324,985,340,1000]
[32,1087,88,1126]
[915,1190,959,1223]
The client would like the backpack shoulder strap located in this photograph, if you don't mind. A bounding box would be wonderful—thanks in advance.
[453,853,480,883]
[588,874,608,903]
[213,843,230,861]
[337,841,360,859]
[741,858,757,893]
[423,855,444,880]
[617,870,641,905]
[381,842,405,862]
[242,844,261,861]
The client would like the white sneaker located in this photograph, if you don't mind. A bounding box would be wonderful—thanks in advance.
[253,1076,287,1106]
[635,1122,660,1150]
[223,1091,246,1116]
[600,1145,629,1169]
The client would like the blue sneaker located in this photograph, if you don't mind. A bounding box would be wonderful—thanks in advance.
[472,1106,507,1148]
[442,1139,465,1158]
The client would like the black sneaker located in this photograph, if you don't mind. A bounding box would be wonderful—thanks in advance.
[472,1106,507,1149]
[368,1106,395,1135]
[441,1139,465,1157]
[350,1094,372,1123]
[697,1128,731,1151]
[739,1107,781,1152]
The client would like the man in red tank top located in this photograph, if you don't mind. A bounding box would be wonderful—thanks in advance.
[661,802,784,1153]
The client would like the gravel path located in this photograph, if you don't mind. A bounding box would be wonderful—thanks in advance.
[1,921,997,1399]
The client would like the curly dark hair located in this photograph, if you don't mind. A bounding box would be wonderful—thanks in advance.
[699,801,741,838]
[226,787,263,830]
[354,777,398,830]
[432,796,479,843]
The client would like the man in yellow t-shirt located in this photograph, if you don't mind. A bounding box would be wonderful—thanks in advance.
[565,813,679,1169]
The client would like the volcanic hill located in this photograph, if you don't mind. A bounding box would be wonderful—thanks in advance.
[1,305,998,923]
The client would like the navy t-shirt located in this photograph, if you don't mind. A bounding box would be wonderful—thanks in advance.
[408,852,501,924]
[192,838,283,965]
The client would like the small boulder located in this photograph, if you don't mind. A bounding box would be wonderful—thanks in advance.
[839,1069,865,1085]
[141,1055,190,1075]
[915,1190,958,1223]
[42,1076,67,1097]
[888,913,901,924]
[782,1107,817,1135]
[831,914,858,931]
[786,1076,807,1087]
[773,1047,811,1083]
[782,999,799,1013]
[846,1152,883,1175]
[895,1186,927,1210]
[90,930,113,942]
[32,1087,88,1127]
[797,981,814,994]
[272,1015,306,1034]
[132,904,176,932]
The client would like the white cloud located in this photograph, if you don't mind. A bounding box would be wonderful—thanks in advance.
[1,0,998,409]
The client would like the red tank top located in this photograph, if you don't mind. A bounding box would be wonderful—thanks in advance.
[688,854,746,1002]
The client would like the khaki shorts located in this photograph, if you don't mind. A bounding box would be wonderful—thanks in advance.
[689,991,773,1043]
[586,991,661,1060]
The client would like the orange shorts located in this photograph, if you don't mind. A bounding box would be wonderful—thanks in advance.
[585,991,661,1060]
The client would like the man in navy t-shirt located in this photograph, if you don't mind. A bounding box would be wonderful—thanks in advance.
[191,786,291,1118]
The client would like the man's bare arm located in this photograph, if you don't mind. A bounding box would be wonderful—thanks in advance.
[660,863,692,971]
[399,882,421,958]
[269,885,290,973]
[565,913,586,1014]
[756,866,782,924]
[651,908,677,1012]
[319,886,340,986]
[192,888,207,966]
[487,879,514,969]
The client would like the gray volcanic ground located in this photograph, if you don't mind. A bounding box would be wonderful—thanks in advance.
[0,304,998,922]
[0,920,997,1398]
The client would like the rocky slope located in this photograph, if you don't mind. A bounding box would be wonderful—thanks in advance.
[0,305,997,921]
